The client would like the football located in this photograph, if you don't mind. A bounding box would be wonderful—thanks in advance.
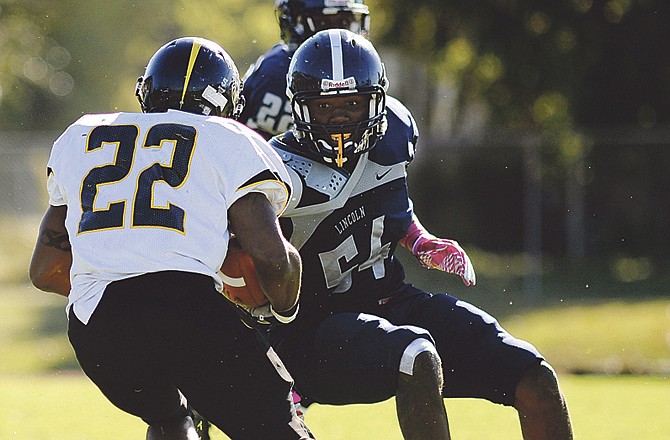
[220,236,268,307]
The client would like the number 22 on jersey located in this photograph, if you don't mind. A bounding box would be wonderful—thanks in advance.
[78,123,196,234]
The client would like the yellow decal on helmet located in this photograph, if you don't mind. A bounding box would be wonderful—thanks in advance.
[180,40,203,109]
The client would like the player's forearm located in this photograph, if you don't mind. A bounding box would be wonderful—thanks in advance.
[255,244,302,312]
[30,249,71,296]
[30,268,71,297]
[399,213,433,251]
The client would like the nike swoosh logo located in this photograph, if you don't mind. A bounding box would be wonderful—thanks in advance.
[376,169,392,180]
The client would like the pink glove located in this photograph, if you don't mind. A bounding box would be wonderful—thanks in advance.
[412,236,476,286]
[400,217,476,286]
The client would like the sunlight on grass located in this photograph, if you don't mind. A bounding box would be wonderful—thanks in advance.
[304,398,522,440]
[503,299,670,374]
[1,374,668,440]
[0,283,71,373]
[563,375,670,440]
[1,374,146,439]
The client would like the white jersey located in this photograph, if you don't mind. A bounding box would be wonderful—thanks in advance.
[46,110,291,324]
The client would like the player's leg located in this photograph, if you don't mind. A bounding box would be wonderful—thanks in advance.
[272,312,451,439]
[396,339,451,440]
[67,273,200,438]
[384,287,573,439]
[173,287,314,440]
[515,361,573,439]
[70,314,198,439]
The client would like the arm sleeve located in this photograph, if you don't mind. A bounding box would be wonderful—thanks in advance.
[46,137,67,207]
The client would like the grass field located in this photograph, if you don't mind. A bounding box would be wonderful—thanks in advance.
[2,281,669,439]
[1,373,669,439]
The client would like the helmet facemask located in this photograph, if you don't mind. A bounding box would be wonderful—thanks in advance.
[291,88,386,167]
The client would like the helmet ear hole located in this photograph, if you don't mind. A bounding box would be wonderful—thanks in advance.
[380,64,389,91]
[135,77,145,111]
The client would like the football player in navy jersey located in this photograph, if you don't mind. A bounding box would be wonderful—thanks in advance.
[29,37,314,440]
[239,0,370,139]
[264,29,574,439]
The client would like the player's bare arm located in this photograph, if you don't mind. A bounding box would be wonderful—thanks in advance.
[29,204,72,296]
[228,192,301,313]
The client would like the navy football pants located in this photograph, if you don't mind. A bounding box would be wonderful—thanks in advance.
[271,284,542,406]
[68,271,313,440]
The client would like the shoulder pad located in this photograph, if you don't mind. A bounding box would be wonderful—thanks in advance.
[369,96,418,166]
[273,145,348,199]
[386,96,419,140]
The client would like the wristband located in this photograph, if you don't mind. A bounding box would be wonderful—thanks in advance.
[270,302,299,324]
[400,218,434,253]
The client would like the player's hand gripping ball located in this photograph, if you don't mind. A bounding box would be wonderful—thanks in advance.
[220,237,268,307]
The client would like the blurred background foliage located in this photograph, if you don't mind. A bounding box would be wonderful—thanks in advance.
[1,0,669,300]
[4,0,667,136]
[0,0,281,129]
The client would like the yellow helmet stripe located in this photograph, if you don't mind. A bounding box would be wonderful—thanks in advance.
[180,40,203,109]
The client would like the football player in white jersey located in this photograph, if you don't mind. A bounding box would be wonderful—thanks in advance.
[30,37,314,440]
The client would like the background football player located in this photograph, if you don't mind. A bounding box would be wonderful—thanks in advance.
[264,29,574,440]
[30,37,313,440]
[239,0,370,139]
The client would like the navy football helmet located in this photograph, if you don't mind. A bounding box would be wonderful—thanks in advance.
[136,37,244,118]
[287,29,388,167]
[276,0,370,47]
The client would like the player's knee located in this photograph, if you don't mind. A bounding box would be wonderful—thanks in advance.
[146,415,199,440]
[515,360,562,409]
[399,338,443,392]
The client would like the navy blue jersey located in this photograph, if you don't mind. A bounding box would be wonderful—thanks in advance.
[270,96,419,319]
[240,44,294,139]
[266,96,543,408]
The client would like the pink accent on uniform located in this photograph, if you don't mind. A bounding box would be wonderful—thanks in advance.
[400,218,476,287]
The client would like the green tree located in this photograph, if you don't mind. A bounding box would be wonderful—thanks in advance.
[367,0,670,256]
[0,0,278,130]
[369,0,669,133]
[0,1,74,130]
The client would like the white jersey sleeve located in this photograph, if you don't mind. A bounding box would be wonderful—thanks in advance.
[46,110,291,323]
